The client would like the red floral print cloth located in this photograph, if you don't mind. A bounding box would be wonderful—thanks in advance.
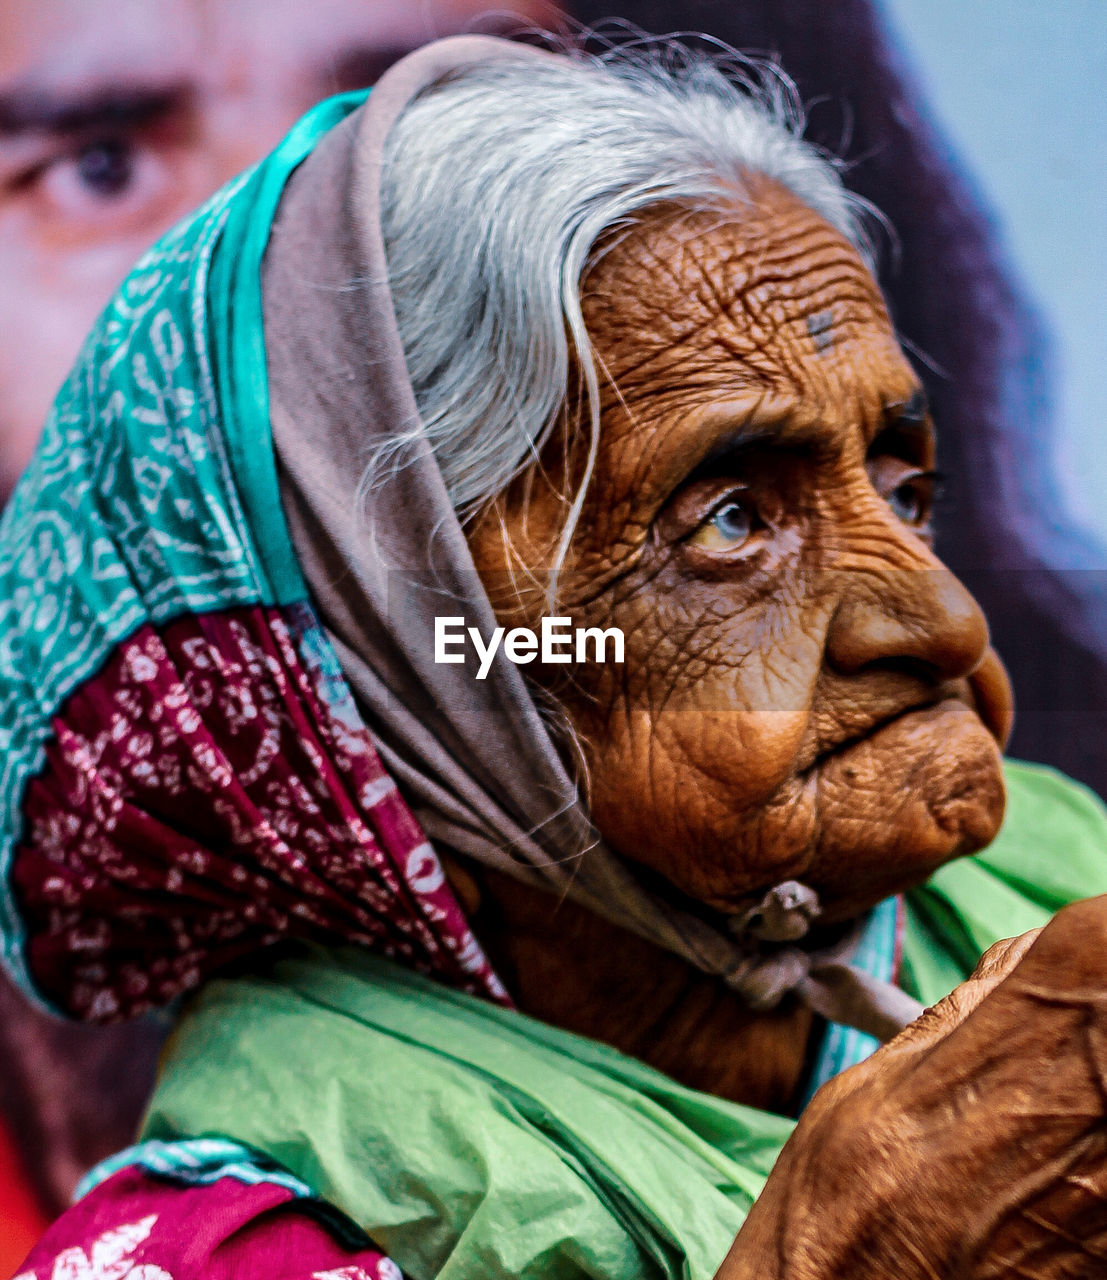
[13,604,504,1022]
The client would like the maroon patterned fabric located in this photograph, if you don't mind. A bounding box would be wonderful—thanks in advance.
[12,604,504,1022]
[13,1166,405,1280]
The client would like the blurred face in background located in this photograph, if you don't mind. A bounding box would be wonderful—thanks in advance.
[0,0,555,500]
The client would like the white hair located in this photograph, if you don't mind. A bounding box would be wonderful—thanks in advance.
[378,43,873,592]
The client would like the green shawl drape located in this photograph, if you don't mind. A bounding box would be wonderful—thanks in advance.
[141,760,1107,1280]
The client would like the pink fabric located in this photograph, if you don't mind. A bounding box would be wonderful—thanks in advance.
[13,604,503,1022]
[13,1166,404,1280]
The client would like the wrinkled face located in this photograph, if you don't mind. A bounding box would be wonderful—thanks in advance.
[0,0,554,500]
[469,179,1013,923]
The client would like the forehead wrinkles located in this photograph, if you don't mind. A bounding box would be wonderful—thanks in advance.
[583,191,889,402]
[564,188,912,570]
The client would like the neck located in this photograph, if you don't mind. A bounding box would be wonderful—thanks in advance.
[450,860,815,1114]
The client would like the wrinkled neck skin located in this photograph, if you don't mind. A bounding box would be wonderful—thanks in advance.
[445,857,815,1113]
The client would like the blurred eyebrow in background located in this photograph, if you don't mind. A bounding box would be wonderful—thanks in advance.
[0,12,531,146]
[0,84,189,137]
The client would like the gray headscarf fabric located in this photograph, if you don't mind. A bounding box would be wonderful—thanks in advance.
[261,36,923,1043]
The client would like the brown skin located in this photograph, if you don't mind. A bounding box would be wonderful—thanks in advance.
[471,185,1011,923]
[462,182,1107,1274]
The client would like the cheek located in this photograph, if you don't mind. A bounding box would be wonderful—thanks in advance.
[569,584,831,899]
[663,707,810,803]
[577,627,825,905]
[0,232,133,490]
[584,707,820,903]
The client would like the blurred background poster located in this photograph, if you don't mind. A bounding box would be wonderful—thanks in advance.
[0,0,1103,1271]
[883,0,1107,557]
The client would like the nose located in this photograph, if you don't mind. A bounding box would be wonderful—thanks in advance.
[825,562,990,685]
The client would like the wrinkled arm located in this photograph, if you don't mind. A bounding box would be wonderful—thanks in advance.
[717,898,1107,1279]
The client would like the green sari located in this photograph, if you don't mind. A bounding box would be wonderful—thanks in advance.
[134,762,1107,1280]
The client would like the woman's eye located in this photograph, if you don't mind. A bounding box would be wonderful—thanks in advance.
[867,456,940,535]
[688,497,757,551]
[885,474,937,530]
[888,481,924,525]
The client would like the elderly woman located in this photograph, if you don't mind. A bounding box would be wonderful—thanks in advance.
[6,35,1107,1280]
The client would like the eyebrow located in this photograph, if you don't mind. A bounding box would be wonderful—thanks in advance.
[634,396,796,521]
[687,421,787,478]
[0,84,188,138]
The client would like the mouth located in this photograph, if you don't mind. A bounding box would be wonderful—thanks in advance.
[802,690,967,776]
[800,694,1007,922]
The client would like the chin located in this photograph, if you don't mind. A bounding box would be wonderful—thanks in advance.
[804,699,1007,923]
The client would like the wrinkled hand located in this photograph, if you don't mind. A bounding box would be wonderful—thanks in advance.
[717,896,1107,1279]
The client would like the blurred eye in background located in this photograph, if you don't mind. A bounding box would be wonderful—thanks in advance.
[10,128,178,241]
[65,138,137,198]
